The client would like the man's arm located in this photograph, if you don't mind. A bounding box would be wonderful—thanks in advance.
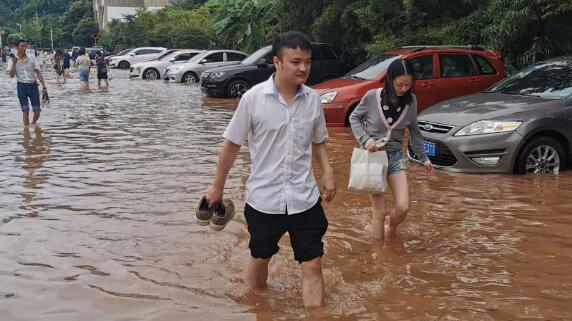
[204,140,242,207]
[35,70,47,90]
[9,58,17,78]
[312,142,336,203]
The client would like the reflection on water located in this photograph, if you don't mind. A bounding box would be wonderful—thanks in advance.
[1,69,571,321]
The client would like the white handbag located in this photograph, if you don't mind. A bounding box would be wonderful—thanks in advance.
[348,148,388,193]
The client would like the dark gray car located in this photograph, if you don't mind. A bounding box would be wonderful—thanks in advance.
[410,56,572,174]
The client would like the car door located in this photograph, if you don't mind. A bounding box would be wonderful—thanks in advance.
[407,54,439,112]
[433,53,480,104]
[307,44,343,85]
[223,52,247,68]
[197,52,225,74]
[251,51,275,84]
[472,54,503,92]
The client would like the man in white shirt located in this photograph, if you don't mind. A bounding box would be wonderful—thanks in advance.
[203,32,336,307]
[9,39,48,127]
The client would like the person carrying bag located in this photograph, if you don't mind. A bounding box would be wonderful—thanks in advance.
[348,58,434,241]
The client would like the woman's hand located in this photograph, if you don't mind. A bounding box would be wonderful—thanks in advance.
[365,138,378,152]
[423,159,434,175]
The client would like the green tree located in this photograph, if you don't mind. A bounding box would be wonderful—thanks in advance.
[61,0,94,45]
[207,0,278,53]
[484,0,572,68]
[73,16,98,46]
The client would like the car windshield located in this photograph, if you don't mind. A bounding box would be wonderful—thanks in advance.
[345,54,400,80]
[241,47,271,65]
[116,49,132,56]
[487,60,572,99]
[157,50,179,60]
[185,51,210,64]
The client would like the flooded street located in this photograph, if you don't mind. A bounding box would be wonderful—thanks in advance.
[1,67,572,321]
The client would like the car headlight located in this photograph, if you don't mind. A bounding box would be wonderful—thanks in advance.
[320,91,337,104]
[454,121,522,136]
[134,66,141,71]
[169,67,181,73]
[201,72,209,78]
[209,71,226,80]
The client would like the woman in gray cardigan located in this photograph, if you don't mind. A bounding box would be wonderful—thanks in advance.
[349,59,434,240]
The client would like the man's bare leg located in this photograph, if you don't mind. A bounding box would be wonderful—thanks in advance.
[22,111,30,127]
[301,257,324,307]
[246,257,271,289]
[31,111,40,126]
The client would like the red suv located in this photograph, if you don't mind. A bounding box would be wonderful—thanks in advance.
[313,46,507,126]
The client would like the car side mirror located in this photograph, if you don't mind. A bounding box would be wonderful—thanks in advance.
[200,59,207,64]
[129,53,135,57]
[168,58,175,62]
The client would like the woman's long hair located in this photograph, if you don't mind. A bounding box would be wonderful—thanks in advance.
[382,59,416,108]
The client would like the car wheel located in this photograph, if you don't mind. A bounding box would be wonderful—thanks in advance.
[515,136,565,174]
[143,68,159,80]
[183,72,198,84]
[227,79,251,98]
[118,61,130,69]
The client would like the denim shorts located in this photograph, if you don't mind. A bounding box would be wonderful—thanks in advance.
[17,82,41,113]
[79,69,89,82]
[387,151,407,175]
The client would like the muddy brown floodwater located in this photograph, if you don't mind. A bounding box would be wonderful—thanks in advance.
[1,67,571,321]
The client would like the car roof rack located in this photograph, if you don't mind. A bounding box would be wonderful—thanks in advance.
[397,45,485,52]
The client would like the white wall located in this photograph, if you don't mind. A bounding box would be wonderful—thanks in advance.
[107,7,141,21]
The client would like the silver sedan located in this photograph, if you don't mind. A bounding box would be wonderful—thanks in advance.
[164,50,247,83]
[411,56,572,174]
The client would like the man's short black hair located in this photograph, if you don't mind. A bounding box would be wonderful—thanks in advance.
[272,31,312,60]
[14,39,26,47]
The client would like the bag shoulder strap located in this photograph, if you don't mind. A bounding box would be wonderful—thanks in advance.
[374,88,410,136]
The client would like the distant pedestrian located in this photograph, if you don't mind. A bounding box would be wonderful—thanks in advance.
[75,48,91,92]
[71,47,78,65]
[63,49,72,79]
[96,51,109,90]
[53,48,65,84]
[8,39,49,127]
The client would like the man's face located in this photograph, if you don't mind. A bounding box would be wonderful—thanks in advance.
[17,42,27,55]
[273,47,311,86]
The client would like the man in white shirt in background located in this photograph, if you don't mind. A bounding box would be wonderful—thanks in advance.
[9,39,48,127]
[203,31,336,307]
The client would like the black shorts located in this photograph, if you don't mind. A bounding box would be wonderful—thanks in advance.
[244,199,328,263]
[97,72,108,80]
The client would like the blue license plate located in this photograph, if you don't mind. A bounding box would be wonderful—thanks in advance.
[423,141,436,157]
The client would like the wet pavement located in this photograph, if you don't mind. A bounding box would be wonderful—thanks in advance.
[1,67,572,321]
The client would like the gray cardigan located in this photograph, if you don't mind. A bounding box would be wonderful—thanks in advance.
[349,89,429,163]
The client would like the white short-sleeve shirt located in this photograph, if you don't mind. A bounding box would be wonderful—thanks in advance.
[223,75,328,215]
[14,54,41,83]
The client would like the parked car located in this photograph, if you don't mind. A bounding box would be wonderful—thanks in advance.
[105,48,132,63]
[314,45,507,126]
[409,56,572,174]
[129,49,203,80]
[108,47,167,69]
[200,43,348,98]
[164,50,247,83]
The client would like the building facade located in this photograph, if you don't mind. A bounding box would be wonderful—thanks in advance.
[94,0,173,31]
